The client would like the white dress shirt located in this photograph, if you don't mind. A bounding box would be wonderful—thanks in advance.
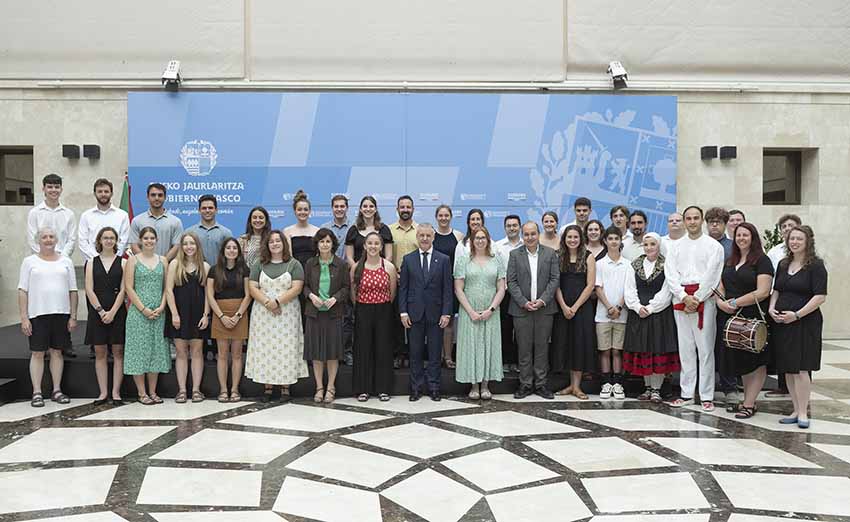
[526,247,539,301]
[766,243,786,270]
[495,237,523,264]
[663,233,724,303]
[621,236,645,261]
[419,247,433,272]
[595,254,632,323]
[27,201,77,257]
[78,205,131,262]
[660,234,682,257]
[624,258,673,314]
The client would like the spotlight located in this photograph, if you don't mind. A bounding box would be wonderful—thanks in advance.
[607,61,628,90]
[161,60,182,91]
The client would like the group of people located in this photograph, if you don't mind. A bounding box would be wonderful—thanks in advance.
[18,175,828,427]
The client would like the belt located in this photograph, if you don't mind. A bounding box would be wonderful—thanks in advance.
[672,283,705,329]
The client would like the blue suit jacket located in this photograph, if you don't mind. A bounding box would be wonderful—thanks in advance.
[399,248,453,323]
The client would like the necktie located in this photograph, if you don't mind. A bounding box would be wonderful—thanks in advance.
[422,251,429,276]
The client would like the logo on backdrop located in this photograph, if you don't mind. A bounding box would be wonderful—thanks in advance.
[179,140,218,177]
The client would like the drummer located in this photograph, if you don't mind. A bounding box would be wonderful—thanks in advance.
[714,222,774,418]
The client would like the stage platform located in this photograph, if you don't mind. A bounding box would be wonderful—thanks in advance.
[0,321,655,401]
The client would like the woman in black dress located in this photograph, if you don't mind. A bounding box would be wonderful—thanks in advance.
[433,204,463,368]
[585,219,608,261]
[345,195,394,263]
[284,190,319,268]
[623,233,680,403]
[84,227,127,405]
[552,225,597,399]
[165,231,211,403]
[715,223,774,418]
[769,225,827,429]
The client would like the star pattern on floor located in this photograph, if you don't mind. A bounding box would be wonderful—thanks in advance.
[2,341,850,521]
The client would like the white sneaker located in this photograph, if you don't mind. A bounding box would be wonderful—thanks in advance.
[600,383,613,399]
[612,383,625,400]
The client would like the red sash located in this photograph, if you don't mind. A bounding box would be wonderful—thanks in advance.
[672,283,705,329]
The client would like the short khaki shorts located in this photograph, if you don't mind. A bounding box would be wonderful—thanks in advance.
[596,322,626,351]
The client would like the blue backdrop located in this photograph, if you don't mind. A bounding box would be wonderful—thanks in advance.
[128,92,677,238]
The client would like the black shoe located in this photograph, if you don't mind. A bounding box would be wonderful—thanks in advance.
[409,392,421,402]
[535,387,554,400]
[393,357,402,370]
[93,398,109,406]
[89,347,96,359]
[430,391,441,402]
[344,352,354,366]
[514,386,533,399]
[65,348,77,358]
[109,398,124,406]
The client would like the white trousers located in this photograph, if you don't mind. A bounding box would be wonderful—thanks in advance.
[674,299,716,401]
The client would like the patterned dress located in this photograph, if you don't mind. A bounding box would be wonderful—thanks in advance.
[245,263,309,385]
[454,254,505,383]
[124,259,171,375]
[241,234,262,271]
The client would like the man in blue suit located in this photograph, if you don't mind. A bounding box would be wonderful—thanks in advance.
[399,223,453,401]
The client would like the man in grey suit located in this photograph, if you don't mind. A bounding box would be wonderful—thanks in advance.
[506,222,560,399]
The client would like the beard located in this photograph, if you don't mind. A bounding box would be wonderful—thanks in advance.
[399,211,412,221]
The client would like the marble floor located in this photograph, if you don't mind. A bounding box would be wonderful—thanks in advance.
[2,341,850,521]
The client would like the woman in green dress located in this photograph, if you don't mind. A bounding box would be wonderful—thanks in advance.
[454,227,506,400]
[124,226,171,404]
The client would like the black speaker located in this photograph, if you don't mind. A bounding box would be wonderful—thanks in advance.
[83,144,101,159]
[700,146,717,160]
[720,146,737,159]
[62,144,80,159]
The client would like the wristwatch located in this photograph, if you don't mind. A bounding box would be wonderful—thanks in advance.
[218,312,225,319]
[794,311,800,320]
[94,305,103,312]
[236,312,243,318]
[489,306,496,312]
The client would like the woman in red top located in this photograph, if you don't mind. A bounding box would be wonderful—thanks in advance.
[350,232,398,401]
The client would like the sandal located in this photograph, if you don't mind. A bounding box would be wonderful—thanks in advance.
[280,386,291,403]
[480,388,492,400]
[51,391,70,404]
[31,393,44,408]
[468,388,480,400]
[726,401,743,414]
[218,392,230,403]
[192,391,205,403]
[261,387,273,403]
[637,388,653,401]
[314,388,325,403]
[734,404,757,419]
[138,394,155,405]
[378,393,390,402]
[650,389,663,403]
[230,391,242,403]
[555,387,573,396]
[357,393,369,402]
[175,391,188,404]
[572,389,589,400]
[323,387,336,404]
[150,394,164,404]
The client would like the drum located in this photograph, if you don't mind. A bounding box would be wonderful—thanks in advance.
[723,316,768,353]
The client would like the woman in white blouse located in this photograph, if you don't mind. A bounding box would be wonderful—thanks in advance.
[18,227,79,407]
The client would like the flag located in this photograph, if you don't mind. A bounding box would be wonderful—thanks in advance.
[119,172,133,221]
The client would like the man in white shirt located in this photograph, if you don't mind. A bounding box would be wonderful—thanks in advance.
[27,173,76,258]
[661,212,684,256]
[665,206,725,411]
[767,214,801,270]
[494,214,523,372]
[595,226,632,399]
[621,210,647,261]
[558,197,593,234]
[78,178,130,263]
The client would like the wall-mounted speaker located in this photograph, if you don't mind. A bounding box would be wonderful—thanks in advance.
[700,146,717,160]
[83,144,101,159]
[62,144,80,159]
[720,146,737,159]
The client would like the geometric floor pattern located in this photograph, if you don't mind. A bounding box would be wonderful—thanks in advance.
[2,340,850,521]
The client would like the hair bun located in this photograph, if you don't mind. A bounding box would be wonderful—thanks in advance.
[294,189,307,201]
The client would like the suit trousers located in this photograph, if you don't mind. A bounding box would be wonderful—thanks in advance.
[408,319,442,393]
[513,311,553,388]
[500,298,517,365]
[353,302,395,396]
[674,300,717,402]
